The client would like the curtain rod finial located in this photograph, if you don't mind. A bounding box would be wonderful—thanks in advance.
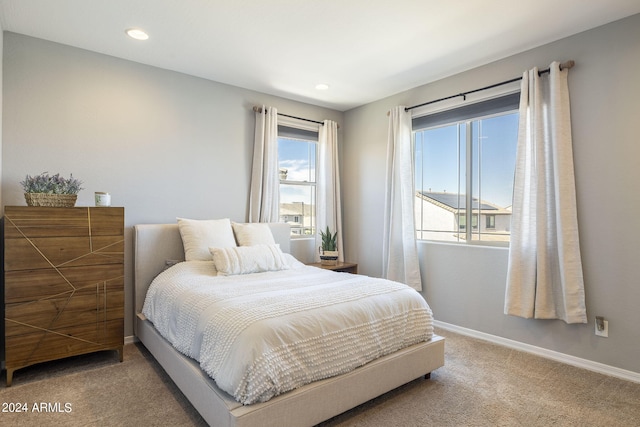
[560,60,575,70]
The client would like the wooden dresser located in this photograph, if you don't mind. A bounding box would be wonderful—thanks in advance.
[3,206,124,386]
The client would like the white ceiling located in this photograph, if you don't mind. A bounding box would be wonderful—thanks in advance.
[1,0,639,111]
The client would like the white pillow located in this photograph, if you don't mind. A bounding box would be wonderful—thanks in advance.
[210,244,289,276]
[232,222,276,246]
[177,217,236,261]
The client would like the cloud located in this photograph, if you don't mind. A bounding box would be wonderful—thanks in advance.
[280,159,315,182]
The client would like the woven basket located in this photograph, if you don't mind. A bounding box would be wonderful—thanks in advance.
[24,193,78,207]
[320,250,339,266]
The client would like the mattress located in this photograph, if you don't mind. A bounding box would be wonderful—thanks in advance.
[142,257,434,405]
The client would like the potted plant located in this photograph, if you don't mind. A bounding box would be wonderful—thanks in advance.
[319,226,339,265]
[20,172,83,207]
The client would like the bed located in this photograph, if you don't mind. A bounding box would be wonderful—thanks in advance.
[134,221,444,427]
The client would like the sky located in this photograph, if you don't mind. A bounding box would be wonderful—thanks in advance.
[414,112,519,209]
[278,137,316,204]
[278,111,518,210]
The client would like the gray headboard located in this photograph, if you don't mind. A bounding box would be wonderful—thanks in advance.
[133,223,291,315]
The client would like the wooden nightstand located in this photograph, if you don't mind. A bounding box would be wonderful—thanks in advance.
[308,261,358,274]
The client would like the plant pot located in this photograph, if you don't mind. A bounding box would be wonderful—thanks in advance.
[320,250,339,266]
[24,193,77,208]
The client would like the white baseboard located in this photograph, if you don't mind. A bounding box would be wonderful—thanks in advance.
[125,335,138,345]
[434,320,640,384]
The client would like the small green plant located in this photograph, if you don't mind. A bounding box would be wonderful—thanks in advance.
[319,226,338,252]
[20,172,84,195]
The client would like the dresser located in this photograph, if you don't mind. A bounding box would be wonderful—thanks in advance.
[3,206,124,386]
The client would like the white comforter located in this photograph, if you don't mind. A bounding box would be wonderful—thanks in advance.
[142,259,434,404]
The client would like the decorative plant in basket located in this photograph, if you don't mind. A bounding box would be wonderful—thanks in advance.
[319,226,339,265]
[20,172,84,207]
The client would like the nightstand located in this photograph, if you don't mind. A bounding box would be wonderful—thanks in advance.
[308,261,358,274]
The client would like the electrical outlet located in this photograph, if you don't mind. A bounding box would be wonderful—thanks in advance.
[595,316,608,337]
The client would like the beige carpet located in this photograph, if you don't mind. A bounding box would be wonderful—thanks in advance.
[1,328,639,426]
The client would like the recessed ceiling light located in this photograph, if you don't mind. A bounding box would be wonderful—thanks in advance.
[126,28,149,41]
[315,83,329,91]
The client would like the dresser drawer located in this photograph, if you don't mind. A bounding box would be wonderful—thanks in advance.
[4,235,124,271]
[5,319,124,369]
[5,266,123,304]
[5,288,124,336]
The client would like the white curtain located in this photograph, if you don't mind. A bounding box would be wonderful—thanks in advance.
[505,62,587,324]
[315,120,343,262]
[249,106,279,223]
[383,107,422,291]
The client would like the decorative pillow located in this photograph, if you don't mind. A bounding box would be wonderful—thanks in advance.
[232,222,276,246]
[210,244,289,276]
[177,218,237,261]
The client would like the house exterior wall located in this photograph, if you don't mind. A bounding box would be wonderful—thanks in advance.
[415,197,457,241]
[415,196,511,242]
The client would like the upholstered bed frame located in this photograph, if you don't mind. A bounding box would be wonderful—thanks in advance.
[134,223,444,427]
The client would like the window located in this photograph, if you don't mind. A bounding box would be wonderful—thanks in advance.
[278,125,318,236]
[486,215,496,229]
[414,93,519,244]
[458,213,478,231]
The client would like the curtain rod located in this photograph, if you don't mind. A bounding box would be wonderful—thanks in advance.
[252,106,329,127]
[402,60,575,113]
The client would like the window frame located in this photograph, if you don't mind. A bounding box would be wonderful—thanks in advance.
[412,90,520,247]
[277,121,320,238]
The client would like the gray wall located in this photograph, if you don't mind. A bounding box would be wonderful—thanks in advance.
[1,33,343,336]
[343,14,640,374]
[3,14,640,376]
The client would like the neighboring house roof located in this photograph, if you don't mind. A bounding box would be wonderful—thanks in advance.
[280,203,314,216]
[417,191,511,214]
